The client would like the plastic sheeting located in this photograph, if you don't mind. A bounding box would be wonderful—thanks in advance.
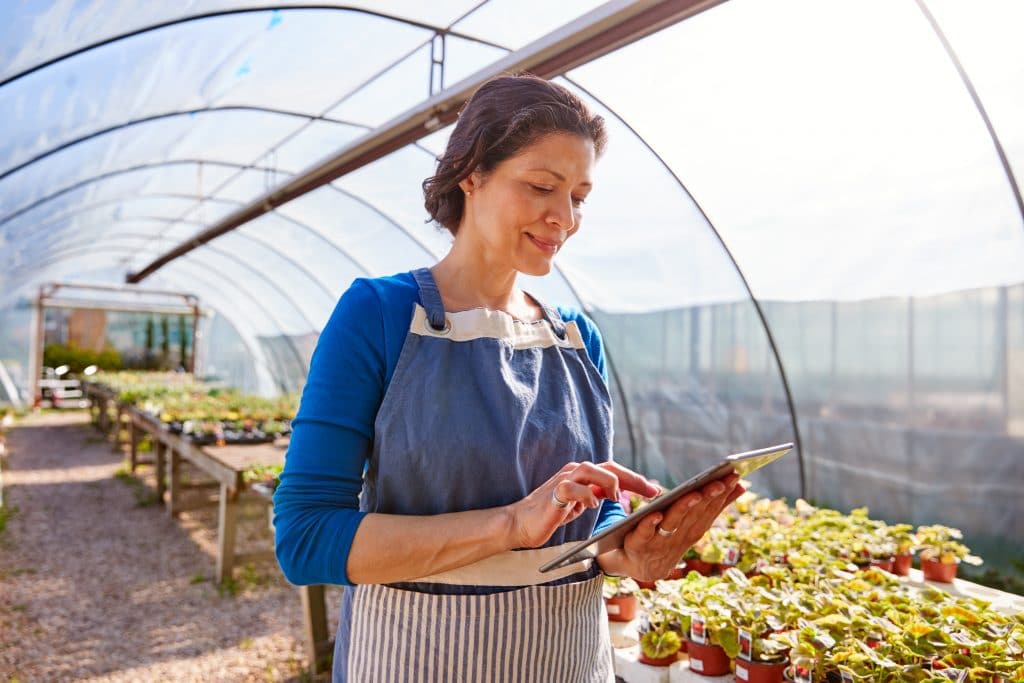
[2,1,1022,565]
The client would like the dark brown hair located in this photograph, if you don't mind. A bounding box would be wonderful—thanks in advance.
[422,73,607,235]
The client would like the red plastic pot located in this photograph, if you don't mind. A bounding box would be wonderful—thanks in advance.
[921,558,958,583]
[736,659,789,683]
[684,559,715,576]
[892,552,913,576]
[870,557,894,573]
[638,651,679,667]
[605,595,637,622]
[686,639,731,676]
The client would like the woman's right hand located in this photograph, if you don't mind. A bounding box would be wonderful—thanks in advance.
[507,461,661,549]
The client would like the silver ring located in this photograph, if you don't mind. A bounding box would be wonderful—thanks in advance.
[551,488,570,509]
[656,525,676,537]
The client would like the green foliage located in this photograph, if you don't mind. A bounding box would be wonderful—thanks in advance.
[44,342,123,373]
[640,628,682,659]
[190,573,208,584]
[160,316,170,357]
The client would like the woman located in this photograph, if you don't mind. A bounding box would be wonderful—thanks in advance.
[273,73,743,682]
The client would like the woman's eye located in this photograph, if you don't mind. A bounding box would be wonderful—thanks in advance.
[530,185,553,194]
[572,196,586,208]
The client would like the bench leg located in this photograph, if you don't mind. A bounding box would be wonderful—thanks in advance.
[216,484,238,584]
[167,449,181,517]
[129,420,139,471]
[301,585,331,674]
[154,441,167,503]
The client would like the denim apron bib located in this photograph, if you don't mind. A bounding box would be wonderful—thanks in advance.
[334,267,615,682]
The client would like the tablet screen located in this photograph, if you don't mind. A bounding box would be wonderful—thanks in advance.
[538,443,793,573]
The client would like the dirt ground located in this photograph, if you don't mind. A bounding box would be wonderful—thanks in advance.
[0,410,340,682]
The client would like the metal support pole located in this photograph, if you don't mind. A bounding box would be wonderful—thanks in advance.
[28,287,45,407]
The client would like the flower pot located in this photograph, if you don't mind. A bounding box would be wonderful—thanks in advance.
[686,639,731,676]
[638,651,679,667]
[892,552,913,576]
[921,557,957,583]
[870,557,894,573]
[635,580,657,590]
[684,559,715,576]
[605,595,637,622]
[736,659,789,683]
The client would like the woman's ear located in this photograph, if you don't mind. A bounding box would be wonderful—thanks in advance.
[458,170,483,196]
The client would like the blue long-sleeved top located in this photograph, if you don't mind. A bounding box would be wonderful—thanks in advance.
[273,271,626,586]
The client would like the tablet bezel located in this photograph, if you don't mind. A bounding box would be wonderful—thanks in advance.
[537,443,794,574]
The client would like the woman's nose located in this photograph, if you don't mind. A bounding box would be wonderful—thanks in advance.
[546,196,576,232]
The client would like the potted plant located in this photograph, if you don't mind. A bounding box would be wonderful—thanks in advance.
[603,575,639,622]
[887,524,917,576]
[638,622,684,667]
[915,525,982,583]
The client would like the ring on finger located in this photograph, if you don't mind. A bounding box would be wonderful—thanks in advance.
[655,525,677,537]
[551,488,570,509]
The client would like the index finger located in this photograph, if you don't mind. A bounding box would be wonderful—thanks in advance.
[597,461,660,498]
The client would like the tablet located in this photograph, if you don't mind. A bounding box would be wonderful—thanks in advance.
[538,443,793,573]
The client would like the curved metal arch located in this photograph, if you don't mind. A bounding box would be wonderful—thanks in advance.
[0,159,284,229]
[2,243,309,388]
[9,195,242,244]
[0,5,506,89]
[561,75,807,496]
[915,0,1024,235]
[13,227,338,309]
[0,106,370,182]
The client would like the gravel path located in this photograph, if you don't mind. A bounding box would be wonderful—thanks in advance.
[0,411,340,682]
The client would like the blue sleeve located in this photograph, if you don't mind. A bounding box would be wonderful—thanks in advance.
[272,280,384,586]
[560,307,627,533]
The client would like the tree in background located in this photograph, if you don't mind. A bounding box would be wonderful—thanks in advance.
[178,315,188,370]
[144,317,155,368]
[160,316,170,364]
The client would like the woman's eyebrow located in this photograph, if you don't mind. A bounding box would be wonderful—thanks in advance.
[527,168,592,188]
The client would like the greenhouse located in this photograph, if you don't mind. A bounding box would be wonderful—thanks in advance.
[1,1,1022,681]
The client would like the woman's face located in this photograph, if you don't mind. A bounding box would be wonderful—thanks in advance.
[459,132,595,277]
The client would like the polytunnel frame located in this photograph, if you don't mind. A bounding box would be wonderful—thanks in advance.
[126,0,802,490]
[4,244,308,394]
[28,281,201,406]
[9,244,314,385]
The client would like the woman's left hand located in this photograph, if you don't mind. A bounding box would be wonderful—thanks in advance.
[596,472,745,582]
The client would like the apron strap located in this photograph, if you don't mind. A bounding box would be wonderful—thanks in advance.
[412,267,448,331]
[525,291,567,340]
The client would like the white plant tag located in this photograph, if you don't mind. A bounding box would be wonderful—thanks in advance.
[725,547,740,565]
[738,629,753,661]
[690,658,703,672]
[690,616,707,645]
[606,603,620,615]
[737,663,749,680]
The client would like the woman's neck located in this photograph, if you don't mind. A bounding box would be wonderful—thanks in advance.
[430,240,538,319]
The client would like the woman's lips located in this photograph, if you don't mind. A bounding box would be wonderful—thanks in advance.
[526,233,560,254]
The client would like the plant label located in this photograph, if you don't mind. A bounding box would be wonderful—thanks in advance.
[738,629,753,661]
[690,657,703,672]
[725,547,740,565]
[606,603,620,615]
[793,660,813,683]
[690,615,707,645]
[736,662,749,680]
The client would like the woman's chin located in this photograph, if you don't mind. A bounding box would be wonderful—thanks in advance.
[517,257,555,278]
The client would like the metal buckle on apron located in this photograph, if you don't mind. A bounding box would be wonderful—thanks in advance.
[423,315,452,336]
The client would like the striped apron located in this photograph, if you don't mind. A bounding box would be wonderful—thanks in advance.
[333,267,616,682]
